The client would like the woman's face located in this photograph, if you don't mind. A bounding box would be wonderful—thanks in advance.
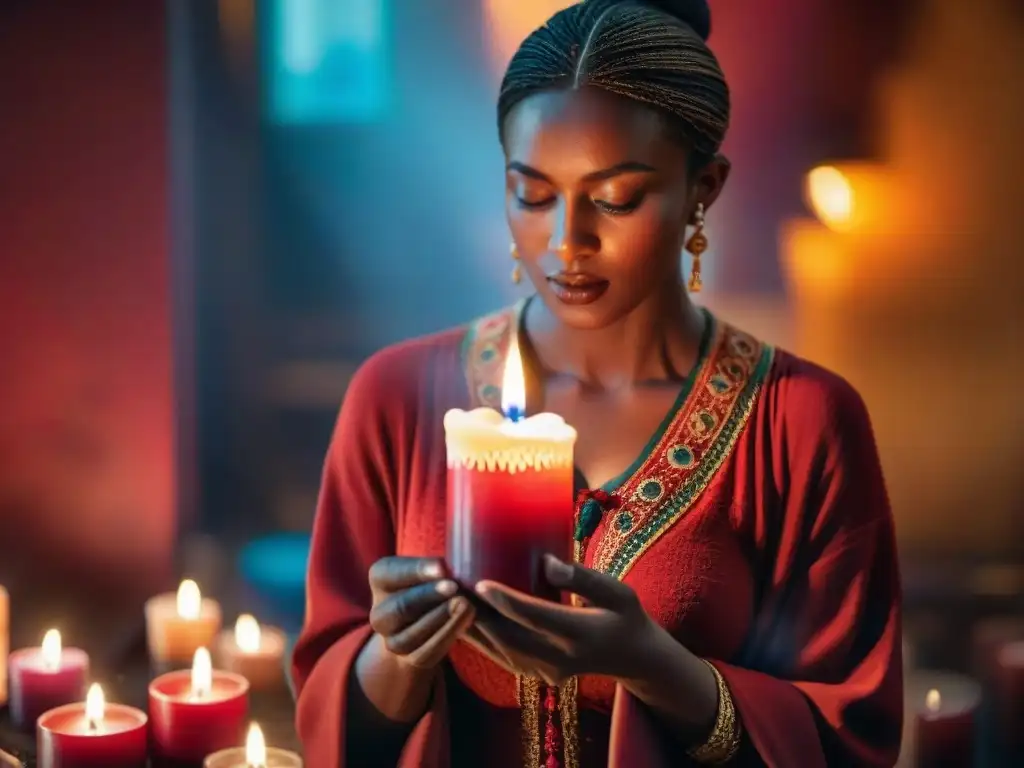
[503,87,726,330]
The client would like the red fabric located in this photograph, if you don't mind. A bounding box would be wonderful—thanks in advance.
[291,323,902,767]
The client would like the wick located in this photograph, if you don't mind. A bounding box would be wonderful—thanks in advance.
[505,405,524,423]
[87,718,98,733]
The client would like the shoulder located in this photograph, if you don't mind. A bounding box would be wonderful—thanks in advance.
[763,348,874,444]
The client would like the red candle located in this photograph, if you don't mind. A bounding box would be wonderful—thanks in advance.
[993,640,1024,758]
[910,671,979,768]
[444,340,577,599]
[148,647,249,766]
[8,629,89,730]
[37,683,147,768]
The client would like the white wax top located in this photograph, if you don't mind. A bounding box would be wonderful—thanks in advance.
[443,407,576,472]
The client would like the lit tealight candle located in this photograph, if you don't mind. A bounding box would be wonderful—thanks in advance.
[214,614,287,692]
[8,628,89,730]
[145,578,223,667]
[204,721,304,768]
[37,683,148,768]
[149,646,250,764]
[911,672,979,768]
[444,336,578,598]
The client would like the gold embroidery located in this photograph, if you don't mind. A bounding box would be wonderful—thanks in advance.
[688,660,742,764]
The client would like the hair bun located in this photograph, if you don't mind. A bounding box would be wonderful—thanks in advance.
[638,0,711,40]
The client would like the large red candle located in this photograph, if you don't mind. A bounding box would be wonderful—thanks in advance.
[148,648,249,767]
[8,629,89,730]
[444,339,577,599]
[910,671,979,768]
[37,684,147,768]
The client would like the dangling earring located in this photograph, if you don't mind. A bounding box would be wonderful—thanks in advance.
[510,241,522,285]
[685,203,708,293]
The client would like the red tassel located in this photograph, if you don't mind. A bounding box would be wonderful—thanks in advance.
[543,685,561,768]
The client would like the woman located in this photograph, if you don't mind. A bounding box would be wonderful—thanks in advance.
[291,0,903,765]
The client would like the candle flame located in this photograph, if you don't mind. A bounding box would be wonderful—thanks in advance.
[806,165,855,232]
[925,688,941,713]
[176,579,202,620]
[191,647,213,699]
[41,629,62,670]
[85,683,105,727]
[245,722,267,767]
[500,337,526,421]
[235,614,262,653]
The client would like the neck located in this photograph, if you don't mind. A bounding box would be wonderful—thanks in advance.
[522,281,705,390]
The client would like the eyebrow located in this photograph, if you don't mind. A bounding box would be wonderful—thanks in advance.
[506,160,656,183]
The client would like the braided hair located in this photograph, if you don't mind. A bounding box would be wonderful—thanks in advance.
[498,0,728,167]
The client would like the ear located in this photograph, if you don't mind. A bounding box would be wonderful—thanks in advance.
[692,154,731,213]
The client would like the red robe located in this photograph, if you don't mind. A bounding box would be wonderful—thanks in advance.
[291,303,904,767]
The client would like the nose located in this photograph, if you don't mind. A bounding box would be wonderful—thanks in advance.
[547,199,590,266]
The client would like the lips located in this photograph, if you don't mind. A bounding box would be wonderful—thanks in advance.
[546,272,609,306]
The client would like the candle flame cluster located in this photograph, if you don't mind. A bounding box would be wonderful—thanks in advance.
[806,166,855,232]
[235,614,262,653]
[176,579,202,620]
[41,628,62,671]
[191,647,213,699]
[85,682,105,728]
[246,722,267,767]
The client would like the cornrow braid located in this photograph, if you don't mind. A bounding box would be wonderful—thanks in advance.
[498,0,729,162]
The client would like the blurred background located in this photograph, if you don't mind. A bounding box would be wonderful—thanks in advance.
[1,0,1023,762]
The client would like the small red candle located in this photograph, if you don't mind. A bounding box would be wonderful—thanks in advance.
[8,629,89,730]
[148,647,249,766]
[910,672,979,768]
[444,340,577,598]
[37,683,147,768]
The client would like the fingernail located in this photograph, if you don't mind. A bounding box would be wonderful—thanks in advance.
[474,581,493,596]
[544,554,573,581]
[436,579,457,596]
[422,561,444,579]
[449,597,468,615]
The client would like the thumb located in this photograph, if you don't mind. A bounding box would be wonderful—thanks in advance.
[543,555,637,612]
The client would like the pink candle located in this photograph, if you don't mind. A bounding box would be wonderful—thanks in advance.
[148,647,249,766]
[444,341,577,599]
[37,683,147,768]
[213,615,287,692]
[8,629,89,730]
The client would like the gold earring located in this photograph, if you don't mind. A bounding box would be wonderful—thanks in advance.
[510,242,521,285]
[685,203,708,293]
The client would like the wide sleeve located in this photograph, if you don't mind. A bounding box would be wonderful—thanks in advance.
[290,347,450,767]
[716,370,903,767]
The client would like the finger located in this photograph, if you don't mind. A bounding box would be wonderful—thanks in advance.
[404,597,475,669]
[473,614,565,667]
[370,579,457,636]
[369,556,446,592]
[385,600,455,656]
[462,626,520,674]
[543,555,637,611]
[476,580,596,641]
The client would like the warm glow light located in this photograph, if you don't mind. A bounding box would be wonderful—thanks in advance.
[500,338,526,420]
[245,722,267,767]
[806,166,855,232]
[85,683,105,727]
[235,614,262,653]
[176,579,202,620]
[41,629,62,670]
[191,647,213,699]
[925,689,941,714]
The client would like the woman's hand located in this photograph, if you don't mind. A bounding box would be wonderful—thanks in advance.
[367,556,474,669]
[466,554,658,686]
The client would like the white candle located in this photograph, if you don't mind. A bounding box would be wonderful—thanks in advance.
[203,721,304,767]
[214,614,287,692]
[145,579,222,665]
